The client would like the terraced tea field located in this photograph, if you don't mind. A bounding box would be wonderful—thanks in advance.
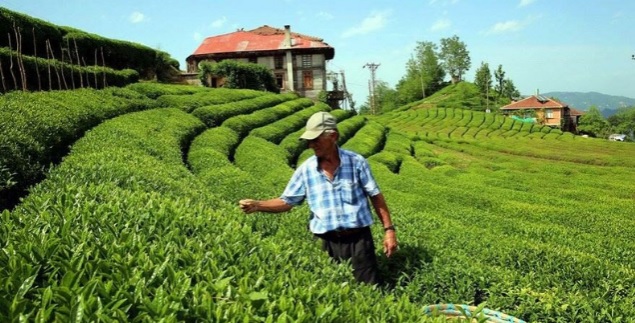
[1,83,634,322]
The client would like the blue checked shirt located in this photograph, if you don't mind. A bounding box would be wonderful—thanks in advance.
[280,148,381,234]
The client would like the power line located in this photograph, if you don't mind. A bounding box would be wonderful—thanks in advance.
[363,63,380,114]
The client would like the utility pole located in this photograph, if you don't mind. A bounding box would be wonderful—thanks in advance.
[340,70,350,110]
[363,63,380,114]
[486,73,490,113]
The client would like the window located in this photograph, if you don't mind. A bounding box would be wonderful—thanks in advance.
[275,73,284,89]
[248,57,257,64]
[274,56,284,69]
[303,71,313,90]
[302,55,312,68]
[545,109,553,118]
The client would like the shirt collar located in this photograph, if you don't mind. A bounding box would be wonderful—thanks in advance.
[312,146,342,171]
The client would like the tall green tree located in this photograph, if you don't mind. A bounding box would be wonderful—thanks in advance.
[394,75,421,105]
[413,41,445,98]
[474,62,492,111]
[396,41,445,103]
[502,78,520,100]
[439,35,471,84]
[374,81,399,114]
[578,105,609,137]
[474,62,492,97]
[361,80,398,115]
[494,64,506,98]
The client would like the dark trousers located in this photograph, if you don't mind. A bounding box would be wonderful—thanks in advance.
[316,226,381,285]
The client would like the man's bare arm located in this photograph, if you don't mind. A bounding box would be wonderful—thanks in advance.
[369,193,394,228]
[369,193,398,257]
[239,198,293,214]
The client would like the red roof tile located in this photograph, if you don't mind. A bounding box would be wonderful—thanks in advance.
[501,95,567,110]
[191,25,333,57]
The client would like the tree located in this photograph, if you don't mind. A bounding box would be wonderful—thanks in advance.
[578,105,609,137]
[439,35,471,84]
[396,41,445,103]
[494,64,505,99]
[474,62,492,111]
[607,106,635,139]
[199,60,279,92]
[412,41,445,98]
[502,78,520,100]
[474,62,492,97]
[394,76,421,106]
[362,80,398,115]
[357,103,371,115]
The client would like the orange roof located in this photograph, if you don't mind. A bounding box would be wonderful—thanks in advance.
[190,25,334,58]
[501,95,567,110]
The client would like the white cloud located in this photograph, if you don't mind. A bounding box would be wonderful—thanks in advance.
[486,20,523,34]
[486,15,540,34]
[317,11,334,20]
[193,32,202,41]
[129,11,147,24]
[210,17,227,28]
[518,0,535,7]
[341,10,390,38]
[430,18,451,31]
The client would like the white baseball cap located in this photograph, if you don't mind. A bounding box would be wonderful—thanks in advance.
[299,111,338,140]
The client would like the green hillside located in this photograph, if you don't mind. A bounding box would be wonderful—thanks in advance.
[1,83,635,322]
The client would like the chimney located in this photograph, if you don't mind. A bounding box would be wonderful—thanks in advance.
[284,25,294,91]
[284,25,292,48]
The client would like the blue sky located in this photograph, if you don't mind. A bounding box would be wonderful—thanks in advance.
[3,0,635,104]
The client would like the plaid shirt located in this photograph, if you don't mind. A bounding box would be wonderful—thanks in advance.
[280,148,380,234]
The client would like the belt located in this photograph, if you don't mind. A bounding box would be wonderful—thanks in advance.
[318,226,367,239]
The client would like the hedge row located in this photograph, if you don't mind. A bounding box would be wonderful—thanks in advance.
[0,47,139,93]
[382,130,412,156]
[0,87,154,210]
[222,98,315,138]
[341,121,386,158]
[125,82,211,99]
[0,7,178,78]
[192,93,299,127]
[234,136,296,193]
[368,151,402,173]
[156,89,266,113]
[188,127,277,201]
[249,102,331,144]
[367,130,414,173]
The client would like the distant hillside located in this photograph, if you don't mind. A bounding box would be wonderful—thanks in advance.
[541,91,635,117]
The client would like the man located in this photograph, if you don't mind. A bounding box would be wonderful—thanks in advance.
[239,111,397,284]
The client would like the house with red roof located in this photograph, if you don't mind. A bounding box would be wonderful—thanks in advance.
[500,92,584,132]
[186,25,335,100]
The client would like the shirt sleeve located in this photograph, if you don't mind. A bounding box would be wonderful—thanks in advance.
[358,156,381,197]
[280,166,306,206]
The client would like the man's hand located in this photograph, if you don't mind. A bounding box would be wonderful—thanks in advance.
[239,199,259,214]
[383,230,398,257]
